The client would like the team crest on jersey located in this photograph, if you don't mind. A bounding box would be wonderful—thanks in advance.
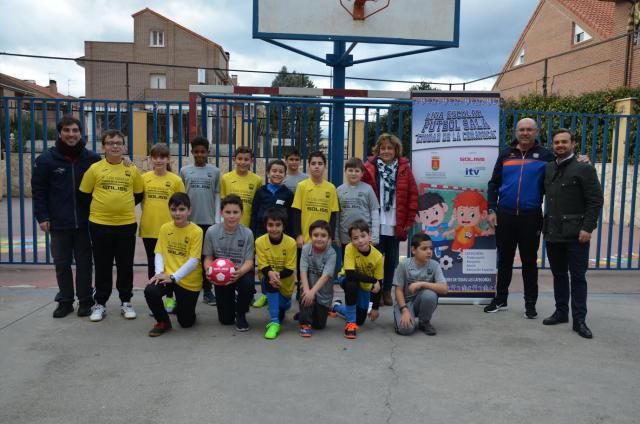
[249,184,255,190]
[358,192,365,197]
[185,237,189,244]
[207,173,212,178]
[125,170,131,177]
[238,239,245,247]
[325,191,330,198]
[165,181,172,187]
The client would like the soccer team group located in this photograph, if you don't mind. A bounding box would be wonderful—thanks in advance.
[33,115,446,340]
[32,115,602,340]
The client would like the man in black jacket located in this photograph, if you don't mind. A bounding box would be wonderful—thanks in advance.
[31,116,100,318]
[542,128,603,339]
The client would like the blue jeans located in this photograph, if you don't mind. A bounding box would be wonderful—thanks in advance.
[545,241,589,321]
[377,235,399,293]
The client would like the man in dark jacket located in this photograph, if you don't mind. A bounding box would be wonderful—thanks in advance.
[542,128,603,339]
[31,115,101,318]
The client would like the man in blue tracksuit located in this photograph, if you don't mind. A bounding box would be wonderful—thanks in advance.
[483,118,554,319]
[31,116,101,318]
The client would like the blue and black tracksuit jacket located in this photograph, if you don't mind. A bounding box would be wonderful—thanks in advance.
[487,140,554,215]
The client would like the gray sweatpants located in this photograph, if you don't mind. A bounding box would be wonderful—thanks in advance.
[393,289,438,335]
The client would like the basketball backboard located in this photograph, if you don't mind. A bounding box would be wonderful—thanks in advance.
[253,0,460,47]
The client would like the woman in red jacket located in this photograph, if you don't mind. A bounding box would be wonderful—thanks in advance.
[362,133,418,306]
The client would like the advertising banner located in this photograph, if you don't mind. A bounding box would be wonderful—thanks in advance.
[411,92,500,297]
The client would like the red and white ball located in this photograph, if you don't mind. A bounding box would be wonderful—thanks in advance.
[208,258,236,286]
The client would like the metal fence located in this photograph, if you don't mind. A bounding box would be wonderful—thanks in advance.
[1,95,638,270]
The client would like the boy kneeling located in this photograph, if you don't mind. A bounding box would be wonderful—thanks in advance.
[394,233,448,336]
[145,193,203,336]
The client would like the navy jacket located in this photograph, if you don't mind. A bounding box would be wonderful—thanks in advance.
[487,140,554,215]
[31,143,101,231]
[250,184,294,238]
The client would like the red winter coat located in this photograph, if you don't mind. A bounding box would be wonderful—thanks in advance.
[362,155,418,241]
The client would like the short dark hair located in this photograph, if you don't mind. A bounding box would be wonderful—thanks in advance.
[190,136,210,150]
[235,146,253,158]
[344,157,365,172]
[309,220,331,238]
[418,192,445,211]
[411,232,432,249]
[285,148,302,159]
[57,115,83,134]
[221,194,243,211]
[168,192,191,208]
[100,129,125,145]
[263,207,287,226]
[348,219,370,237]
[308,150,326,165]
[552,128,576,142]
[267,159,287,173]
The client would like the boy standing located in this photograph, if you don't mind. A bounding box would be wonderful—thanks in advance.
[220,146,262,228]
[337,157,380,250]
[298,220,337,337]
[255,208,297,339]
[393,233,448,336]
[203,195,255,331]
[283,148,307,195]
[180,137,220,306]
[334,219,383,339]
[144,193,203,337]
[79,130,143,322]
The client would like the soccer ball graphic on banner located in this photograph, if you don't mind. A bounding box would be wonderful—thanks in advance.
[208,258,236,286]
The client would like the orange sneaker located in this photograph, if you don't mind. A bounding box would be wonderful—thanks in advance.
[299,324,313,337]
[344,322,358,339]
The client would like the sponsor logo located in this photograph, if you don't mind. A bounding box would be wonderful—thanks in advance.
[464,167,485,176]
[53,167,65,175]
[459,156,486,162]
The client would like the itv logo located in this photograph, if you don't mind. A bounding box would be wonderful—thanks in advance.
[465,168,481,176]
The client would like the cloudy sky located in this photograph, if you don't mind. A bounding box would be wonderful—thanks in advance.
[0,0,538,97]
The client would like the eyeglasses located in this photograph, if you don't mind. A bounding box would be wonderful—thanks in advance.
[104,141,124,146]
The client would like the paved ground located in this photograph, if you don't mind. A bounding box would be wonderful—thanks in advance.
[1,267,639,424]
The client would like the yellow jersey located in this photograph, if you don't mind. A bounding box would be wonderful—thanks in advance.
[79,159,143,226]
[155,222,203,292]
[292,178,340,242]
[339,243,384,291]
[220,170,263,226]
[139,171,185,238]
[255,233,297,298]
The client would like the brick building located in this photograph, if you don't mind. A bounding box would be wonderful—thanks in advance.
[80,8,232,101]
[494,0,640,99]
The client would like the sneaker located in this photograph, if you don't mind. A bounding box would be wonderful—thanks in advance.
[344,322,358,339]
[164,297,176,314]
[524,304,538,319]
[77,303,93,317]
[202,290,216,306]
[148,321,172,337]
[236,314,249,332]
[120,302,137,320]
[299,324,313,338]
[293,311,300,321]
[419,321,437,336]
[252,294,268,308]
[89,304,106,322]
[53,302,74,318]
[483,299,508,313]
[382,291,393,306]
[329,300,343,318]
[264,322,281,339]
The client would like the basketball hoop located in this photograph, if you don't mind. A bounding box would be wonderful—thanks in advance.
[340,0,391,21]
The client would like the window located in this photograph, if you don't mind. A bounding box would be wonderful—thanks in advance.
[197,68,206,84]
[150,74,166,89]
[513,48,525,67]
[574,24,592,44]
[150,30,165,47]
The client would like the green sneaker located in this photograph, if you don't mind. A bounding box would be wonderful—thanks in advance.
[164,297,176,313]
[264,322,281,340]
[252,294,268,308]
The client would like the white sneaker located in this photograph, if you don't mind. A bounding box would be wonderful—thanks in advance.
[90,304,106,322]
[120,302,137,319]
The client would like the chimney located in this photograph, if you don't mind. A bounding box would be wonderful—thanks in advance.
[231,74,238,86]
[48,79,58,94]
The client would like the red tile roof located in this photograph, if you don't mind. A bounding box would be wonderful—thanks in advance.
[556,0,615,38]
[0,72,73,99]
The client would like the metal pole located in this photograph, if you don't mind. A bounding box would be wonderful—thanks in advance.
[542,58,548,97]
[330,41,346,185]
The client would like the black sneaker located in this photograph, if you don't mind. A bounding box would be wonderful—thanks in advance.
[483,299,508,313]
[53,302,74,318]
[77,303,93,317]
[235,314,249,332]
[419,321,437,336]
[524,304,538,319]
[203,290,216,306]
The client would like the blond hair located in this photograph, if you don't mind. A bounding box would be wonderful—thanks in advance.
[372,133,402,158]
